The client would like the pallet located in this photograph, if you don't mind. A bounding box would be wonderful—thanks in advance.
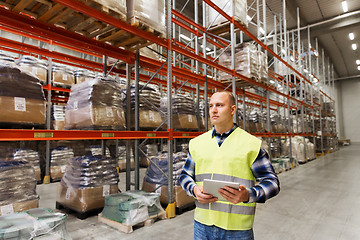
[208,19,247,36]
[98,211,167,233]
[176,202,195,215]
[0,0,163,51]
[56,201,103,220]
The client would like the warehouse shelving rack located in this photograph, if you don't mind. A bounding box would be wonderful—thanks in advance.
[0,0,338,217]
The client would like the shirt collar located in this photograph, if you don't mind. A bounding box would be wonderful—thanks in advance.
[212,123,238,138]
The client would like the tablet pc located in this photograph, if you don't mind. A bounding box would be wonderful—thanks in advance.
[203,179,240,202]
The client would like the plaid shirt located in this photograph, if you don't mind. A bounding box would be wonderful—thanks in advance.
[179,124,280,203]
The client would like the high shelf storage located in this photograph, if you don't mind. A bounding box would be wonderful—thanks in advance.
[0,0,338,217]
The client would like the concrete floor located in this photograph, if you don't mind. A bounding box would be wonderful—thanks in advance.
[37,144,360,240]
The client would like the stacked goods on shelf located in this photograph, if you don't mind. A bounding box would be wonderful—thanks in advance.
[139,144,158,167]
[282,136,315,163]
[15,56,48,84]
[100,191,165,228]
[74,69,96,84]
[198,100,211,130]
[124,84,162,128]
[115,145,135,171]
[85,145,111,158]
[11,149,41,181]
[218,43,262,84]
[0,53,15,65]
[0,160,39,216]
[247,109,262,133]
[52,105,66,130]
[0,208,71,239]
[142,151,194,208]
[270,138,281,158]
[0,63,46,126]
[270,112,286,133]
[65,76,126,130]
[258,51,268,83]
[160,94,198,129]
[91,0,126,21]
[127,0,166,36]
[271,157,292,173]
[52,63,75,87]
[57,154,119,213]
[50,146,74,181]
[205,0,248,29]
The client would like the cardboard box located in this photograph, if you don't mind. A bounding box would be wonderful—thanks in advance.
[18,65,47,83]
[34,167,41,182]
[129,110,163,128]
[53,71,75,87]
[142,181,194,208]
[0,199,39,216]
[57,184,119,213]
[50,165,67,181]
[0,96,45,124]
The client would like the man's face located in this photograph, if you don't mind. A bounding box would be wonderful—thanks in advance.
[209,92,236,126]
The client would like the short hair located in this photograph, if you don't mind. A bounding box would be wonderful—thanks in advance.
[214,91,235,106]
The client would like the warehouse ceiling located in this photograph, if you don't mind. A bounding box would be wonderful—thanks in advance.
[175,0,360,81]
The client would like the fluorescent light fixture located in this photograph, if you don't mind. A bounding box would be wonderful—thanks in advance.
[358,66,360,71]
[270,80,275,84]
[290,56,295,62]
[352,43,357,50]
[304,69,308,73]
[342,1,348,12]
[313,78,318,83]
[180,34,191,42]
[314,51,319,57]
[349,32,355,40]
[246,15,252,21]
[200,45,212,51]
[281,49,287,55]
[356,60,360,65]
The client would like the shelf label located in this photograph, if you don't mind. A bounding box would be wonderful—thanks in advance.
[1,204,14,216]
[102,133,114,138]
[188,115,192,122]
[146,133,156,137]
[61,165,66,173]
[106,107,113,118]
[14,97,26,112]
[182,133,189,137]
[34,132,54,138]
[62,74,68,81]
[149,111,155,121]
[65,188,72,200]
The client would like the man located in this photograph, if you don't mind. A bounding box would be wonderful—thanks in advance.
[180,91,280,240]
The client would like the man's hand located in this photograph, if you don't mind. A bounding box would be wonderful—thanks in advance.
[218,185,249,204]
[193,185,218,203]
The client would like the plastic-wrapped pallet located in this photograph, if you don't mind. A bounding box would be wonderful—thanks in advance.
[0,63,46,126]
[0,53,15,66]
[11,149,41,182]
[0,160,39,216]
[53,104,66,130]
[123,83,162,128]
[101,190,165,227]
[218,43,259,82]
[52,63,75,87]
[205,0,248,29]
[90,0,126,21]
[85,145,111,158]
[139,144,157,167]
[0,208,71,239]
[248,109,262,133]
[65,77,126,129]
[57,155,119,213]
[127,0,165,36]
[283,137,306,163]
[50,146,74,181]
[142,151,194,208]
[258,51,268,82]
[160,94,198,129]
[15,55,48,84]
[74,69,96,84]
[198,100,211,130]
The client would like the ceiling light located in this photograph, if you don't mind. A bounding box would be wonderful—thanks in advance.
[358,66,360,71]
[356,60,360,65]
[349,33,355,40]
[352,43,357,50]
[246,15,252,22]
[304,69,308,73]
[342,1,348,12]
[270,80,275,84]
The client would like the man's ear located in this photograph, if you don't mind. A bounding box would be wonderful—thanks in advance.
[231,105,237,115]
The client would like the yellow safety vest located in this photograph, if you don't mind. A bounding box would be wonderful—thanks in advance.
[189,127,261,230]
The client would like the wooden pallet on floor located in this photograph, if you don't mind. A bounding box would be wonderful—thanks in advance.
[98,211,167,234]
[56,201,103,220]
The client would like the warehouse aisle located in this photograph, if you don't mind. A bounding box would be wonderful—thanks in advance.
[37,145,360,240]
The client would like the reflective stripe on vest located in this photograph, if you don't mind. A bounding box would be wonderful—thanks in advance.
[195,173,255,189]
[196,201,256,215]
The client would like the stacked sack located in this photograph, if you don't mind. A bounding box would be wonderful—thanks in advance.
[74,69,95,84]
[65,76,126,129]
[57,154,119,213]
[124,84,162,128]
[15,55,48,84]
[101,191,165,228]
[0,160,39,216]
[11,149,41,182]
[142,151,194,208]
[0,208,71,239]
[0,63,46,126]
[282,136,315,163]
[50,146,74,181]
[160,94,198,129]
